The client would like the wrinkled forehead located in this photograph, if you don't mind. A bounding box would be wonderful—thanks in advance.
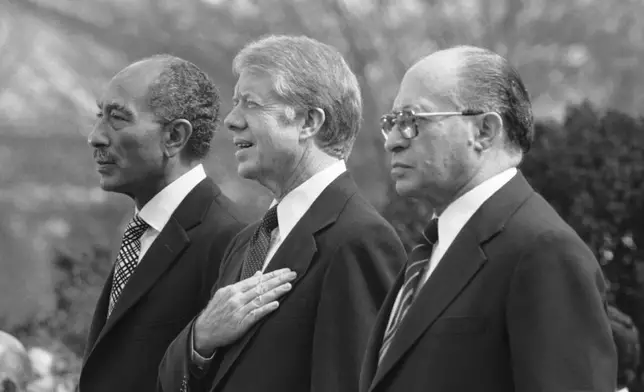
[98,82,138,114]
[392,55,461,112]
[233,68,281,101]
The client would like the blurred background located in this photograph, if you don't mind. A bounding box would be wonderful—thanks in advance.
[0,0,643,390]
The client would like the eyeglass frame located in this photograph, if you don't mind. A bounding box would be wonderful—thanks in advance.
[380,108,485,140]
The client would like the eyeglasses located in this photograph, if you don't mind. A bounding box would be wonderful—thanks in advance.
[380,108,484,140]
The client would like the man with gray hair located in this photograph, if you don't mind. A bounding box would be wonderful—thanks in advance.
[359,46,617,392]
[159,35,406,392]
[80,55,248,392]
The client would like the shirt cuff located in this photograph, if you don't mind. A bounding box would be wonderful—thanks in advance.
[190,322,216,375]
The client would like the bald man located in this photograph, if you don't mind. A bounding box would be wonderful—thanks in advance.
[0,331,31,392]
[360,46,617,392]
[79,55,249,392]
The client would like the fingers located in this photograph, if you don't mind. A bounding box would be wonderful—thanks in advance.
[240,282,293,316]
[235,268,294,292]
[243,301,280,326]
[237,269,297,304]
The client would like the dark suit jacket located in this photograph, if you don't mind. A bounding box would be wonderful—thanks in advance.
[78,178,246,392]
[360,172,618,392]
[158,173,406,392]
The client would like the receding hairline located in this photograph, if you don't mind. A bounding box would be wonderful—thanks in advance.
[407,45,511,108]
[109,59,165,99]
[401,49,465,109]
[108,55,187,114]
[115,57,167,82]
[114,54,191,93]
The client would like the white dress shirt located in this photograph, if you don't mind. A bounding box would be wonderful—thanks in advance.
[385,168,517,330]
[191,159,346,366]
[134,164,207,262]
[419,167,517,286]
[261,159,347,270]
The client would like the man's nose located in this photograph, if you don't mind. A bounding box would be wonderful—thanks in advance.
[87,123,109,148]
[384,127,409,153]
[224,105,247,133]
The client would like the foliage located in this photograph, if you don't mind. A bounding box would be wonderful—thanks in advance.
[609,304,641,388]
[5,246,113,390]
[11,246,112,357]
[523,102,644,390]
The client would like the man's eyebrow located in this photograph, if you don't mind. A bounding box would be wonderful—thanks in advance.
[395,103,435,113]
[233,92,264,102]
[97,101,135,118]
[389,105,413,113]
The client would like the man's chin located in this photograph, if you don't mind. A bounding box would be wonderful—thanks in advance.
[394,180,419,198]
[237,165,259,182]
[98,177,125,194]
[99,182,117,193]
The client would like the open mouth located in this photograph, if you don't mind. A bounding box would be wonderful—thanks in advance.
[234,140,254,150]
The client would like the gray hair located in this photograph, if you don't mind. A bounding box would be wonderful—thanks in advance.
[232,35,363,160]
[450,46,534,154]
[146,54,221,160]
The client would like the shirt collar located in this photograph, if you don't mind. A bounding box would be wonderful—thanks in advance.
[137,164,207,232]
[436,167,517,246]
[270,160,346,239]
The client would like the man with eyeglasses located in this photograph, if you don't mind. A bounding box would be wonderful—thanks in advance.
[360,45,617,392]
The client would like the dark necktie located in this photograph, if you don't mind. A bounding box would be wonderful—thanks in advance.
[108,214,149,317]
[378,217,438,365]
[239,205,279,281]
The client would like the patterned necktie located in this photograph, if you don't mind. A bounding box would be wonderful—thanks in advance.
[378,217,438,365]
[108,214,149,317]
[239,204,279,281]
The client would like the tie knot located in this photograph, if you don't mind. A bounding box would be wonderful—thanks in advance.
[125,214,149,239]
[422,217,438,245]
[261,205,279,233]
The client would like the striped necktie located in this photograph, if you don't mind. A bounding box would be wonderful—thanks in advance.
[378,217,438,365]
[108,214,149,317]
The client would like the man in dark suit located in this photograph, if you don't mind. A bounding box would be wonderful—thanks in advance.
[158,35,406,392]
[360,45,618,392]
[79,55,247,392]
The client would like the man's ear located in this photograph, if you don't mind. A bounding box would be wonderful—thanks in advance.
[473,112,503,152]
[299,108,325,141]
[163,119,193,158]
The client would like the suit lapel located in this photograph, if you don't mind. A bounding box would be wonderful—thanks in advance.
[360,268,406,392]
[85,179,221,360]
[369,172,535,391]
[221,230,255,288]
[211,173,358,389]
[371,226,487,389]
[95,218,191,343]
[82,270,113,363]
